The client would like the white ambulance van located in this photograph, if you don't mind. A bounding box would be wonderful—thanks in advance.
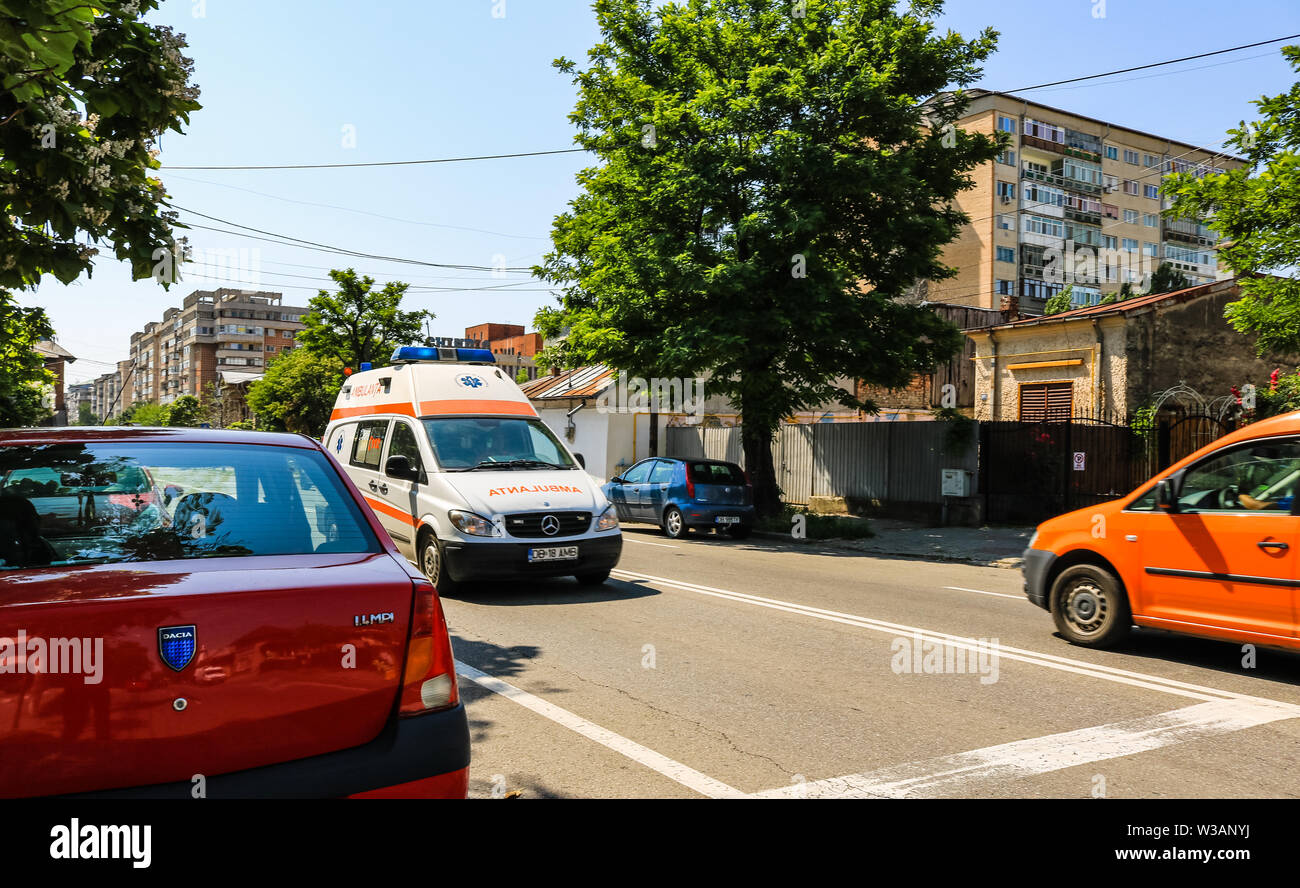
[323,346,622,591]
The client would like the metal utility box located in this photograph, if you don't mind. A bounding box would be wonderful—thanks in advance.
[941,468,972,497]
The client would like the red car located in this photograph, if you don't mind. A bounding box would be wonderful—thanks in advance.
[0,427,468,798]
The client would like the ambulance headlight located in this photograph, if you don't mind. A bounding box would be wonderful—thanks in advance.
[448,510,500,537]
[595,504,619,532]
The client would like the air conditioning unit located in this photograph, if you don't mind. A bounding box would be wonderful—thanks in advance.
[1001,195,1013,204]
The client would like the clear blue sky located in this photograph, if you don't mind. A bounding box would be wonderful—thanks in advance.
[37,0,1300,384]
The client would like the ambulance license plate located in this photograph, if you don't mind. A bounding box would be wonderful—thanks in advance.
[529,546,578,563]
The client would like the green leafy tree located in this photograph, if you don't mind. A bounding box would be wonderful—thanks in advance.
[165,394,208,427]
[0,290,54,425]
[1163,45,1300,356]
[1147,262,1191,295]
[1,1,201,289]
[122,401,170,426]
[297,269,433,368]
[534,0,998,514]
[515,368,529,385]
[1044,285,1074,315]
[246,347,345,436]
[76,401,97,425]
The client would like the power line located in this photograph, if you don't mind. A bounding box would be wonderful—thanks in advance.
[173,206,537,271]
[162,147,585,172]
[162,172,550,242]
[1002,33,1300,93]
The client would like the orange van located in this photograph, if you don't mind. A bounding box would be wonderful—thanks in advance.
[1024,411,1300,649]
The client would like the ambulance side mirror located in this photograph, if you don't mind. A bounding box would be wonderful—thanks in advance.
[385,455,418,481]
[573,453,585,469]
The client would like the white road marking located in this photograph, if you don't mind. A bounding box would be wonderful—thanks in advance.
[610,568,1299,707]
[751,698,1300,798]
[454,660,745,799]
[622,538,679,548]
[944,585,1024,601]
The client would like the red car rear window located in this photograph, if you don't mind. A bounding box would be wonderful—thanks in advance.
[0,442,380,571]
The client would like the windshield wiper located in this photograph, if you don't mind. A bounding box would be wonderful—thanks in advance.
[462,458,569,471]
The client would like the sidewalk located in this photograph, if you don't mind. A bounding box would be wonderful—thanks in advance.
[760,518,1034,569]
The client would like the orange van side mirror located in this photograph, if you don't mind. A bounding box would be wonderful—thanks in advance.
[1156,478,1180,513]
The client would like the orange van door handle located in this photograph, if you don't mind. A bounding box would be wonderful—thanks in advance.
[1257,540,1289,551]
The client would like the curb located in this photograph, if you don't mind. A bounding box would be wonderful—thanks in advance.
[749,529,1024,570]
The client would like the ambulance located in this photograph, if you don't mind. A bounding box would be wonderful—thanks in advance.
[323,346,622,591]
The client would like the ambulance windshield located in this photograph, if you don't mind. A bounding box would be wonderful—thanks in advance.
[423,417,577,471]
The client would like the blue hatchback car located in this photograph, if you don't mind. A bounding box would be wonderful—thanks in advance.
[602,457,755,540]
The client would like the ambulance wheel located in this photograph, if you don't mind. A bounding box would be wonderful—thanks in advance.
[419,532,459,594]
[574,569,611,586]
[1050,563,1131,648]
[662,507,688,539]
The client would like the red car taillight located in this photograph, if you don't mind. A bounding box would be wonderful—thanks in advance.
[684,466,695,499]
[399,579,459,716]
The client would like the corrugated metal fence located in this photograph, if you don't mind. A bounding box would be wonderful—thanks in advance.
[665,422,977,507]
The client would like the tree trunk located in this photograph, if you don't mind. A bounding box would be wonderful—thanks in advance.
[742,419,782,518]
[649,400,659,457]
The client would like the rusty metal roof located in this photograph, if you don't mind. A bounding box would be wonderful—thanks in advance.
[521,365,616,400]
[980,279,1235,331]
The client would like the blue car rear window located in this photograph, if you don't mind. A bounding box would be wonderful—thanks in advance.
[688,462,745,484]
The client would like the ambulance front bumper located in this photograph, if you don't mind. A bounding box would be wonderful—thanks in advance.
[443,533,623,580]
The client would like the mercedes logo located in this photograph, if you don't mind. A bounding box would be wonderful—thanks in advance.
[540,514,561,536]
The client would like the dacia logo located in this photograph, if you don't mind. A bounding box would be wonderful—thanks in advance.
[158,625,196,671]
[456,374,485,389]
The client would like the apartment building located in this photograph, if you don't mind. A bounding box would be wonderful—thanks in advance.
[463,322,543,381]
[925,90,1241,317]
[129,289,307,405]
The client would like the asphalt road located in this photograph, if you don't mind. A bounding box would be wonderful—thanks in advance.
[441,524,1300,799]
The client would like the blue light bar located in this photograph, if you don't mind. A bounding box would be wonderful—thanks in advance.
[391,346,439,362]
[390,345,497,364]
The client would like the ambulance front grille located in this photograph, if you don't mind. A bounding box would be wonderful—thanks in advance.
[505,511,592,538]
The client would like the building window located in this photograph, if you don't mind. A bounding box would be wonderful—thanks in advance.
[1022,118,1065,144]
[1122,179,1140,196]
[1123,149,1140,165]
[1143,242,1159,258]
[996,214,1014,230]
[1123,209,1139,224]
[1143,213,1159,227]
[1122,238,1138,253]
[1023,214,1064,238]
[995,279,1015,295]
[1019,382,1073,422]
[998,116,1016,133]
[1101,234,1118,250]
[1144,184,1160,199]
[1143,153,1158,168]
[996,181,1016,201]
[996,149,1015,166]
[1021,279,1063,302]
[996,246,1015,263]
[1102,174,1118,193]
[1104,145,1118,161]
[1102,203,1119,219]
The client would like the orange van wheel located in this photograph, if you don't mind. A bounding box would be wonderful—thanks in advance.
[1050,564,1132,648]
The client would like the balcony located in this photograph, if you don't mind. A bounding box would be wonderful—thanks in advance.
[1064,207,1102,226]
[1021,134,1065,155]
